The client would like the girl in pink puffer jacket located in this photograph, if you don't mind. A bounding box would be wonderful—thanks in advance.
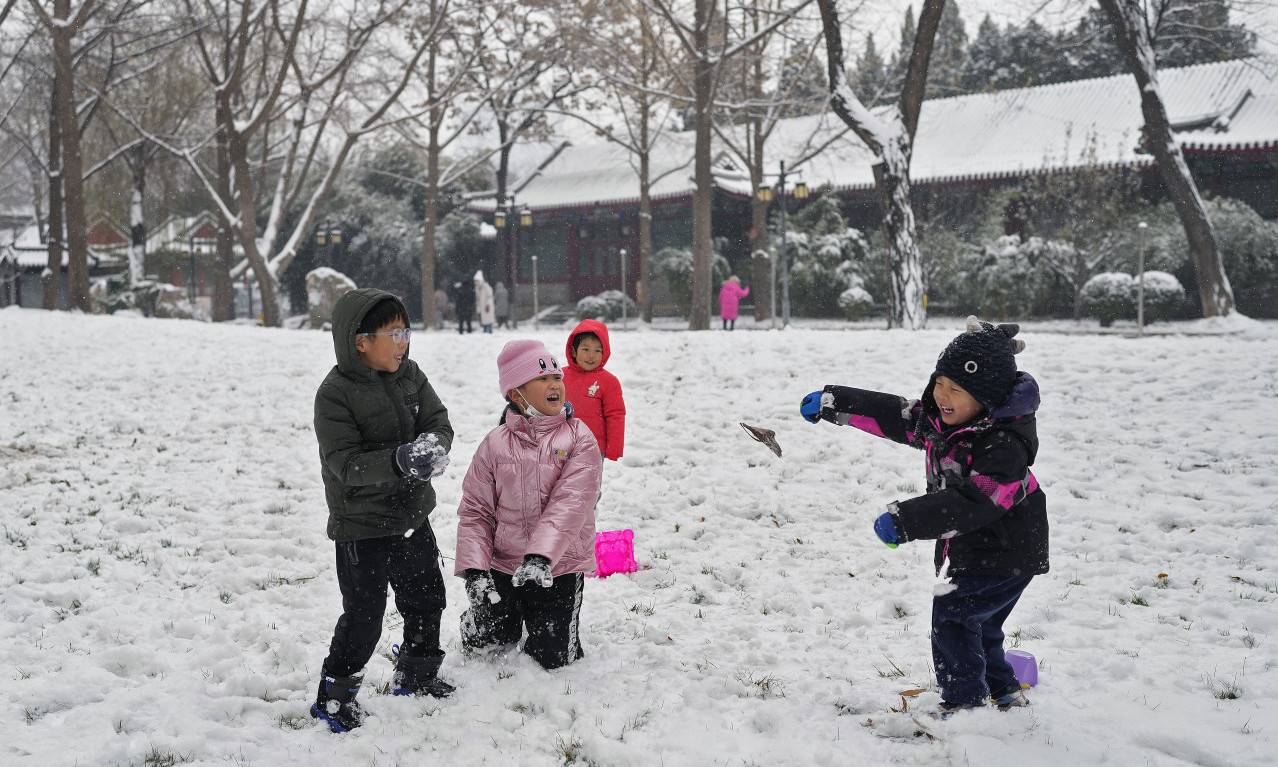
[455,340,602,669]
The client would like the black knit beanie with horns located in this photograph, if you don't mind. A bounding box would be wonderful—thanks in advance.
[933,316,1027,412]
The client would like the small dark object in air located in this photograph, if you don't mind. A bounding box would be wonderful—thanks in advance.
[740,423,782,458]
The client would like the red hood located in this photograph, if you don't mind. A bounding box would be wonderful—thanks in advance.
[565,319,611,373]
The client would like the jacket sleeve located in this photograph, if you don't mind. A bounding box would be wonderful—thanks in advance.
[891,431,1034,542]
[414,372,454,453]
[820,385,924,449]
[527,428,602,568]
[314,383,400,487]
[454,437,499,575]
[601,375,626,461]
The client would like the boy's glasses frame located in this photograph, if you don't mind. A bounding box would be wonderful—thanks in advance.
[359,328,411,344]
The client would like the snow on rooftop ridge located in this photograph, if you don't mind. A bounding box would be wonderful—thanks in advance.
[480,58,1278,209]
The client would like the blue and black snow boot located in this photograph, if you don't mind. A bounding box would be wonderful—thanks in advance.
[391,645,455,698]
[310,670,365,733]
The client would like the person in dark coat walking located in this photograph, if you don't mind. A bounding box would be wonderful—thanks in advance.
[450,279,475,334]
[310,289,457,733]
[799,316,1048,716]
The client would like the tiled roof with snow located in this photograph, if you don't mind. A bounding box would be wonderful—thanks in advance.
[506,58,1276,208]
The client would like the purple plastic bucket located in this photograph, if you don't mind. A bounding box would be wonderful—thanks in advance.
[1005,649,1038,687]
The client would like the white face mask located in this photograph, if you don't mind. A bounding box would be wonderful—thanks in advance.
[514,388,549,418]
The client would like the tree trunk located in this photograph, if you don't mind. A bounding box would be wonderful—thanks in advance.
[872,144,926,330]
[422,121,441,331]
[228,130,281,327]
[212,106,234,322]
[420,44,440,331]
[50,0,90,311]
[127,142,145,286]
[749,140,770,322]
[44,77,63,311]
[638,146,654,324]
[688,0,714,330]
[816,0,942,330]
[1098,0,1234,318]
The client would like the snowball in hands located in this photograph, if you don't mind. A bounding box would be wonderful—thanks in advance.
[395,432,449,479]
[512,555,553,588]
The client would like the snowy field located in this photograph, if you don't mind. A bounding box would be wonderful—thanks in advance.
[2,306,1276,767]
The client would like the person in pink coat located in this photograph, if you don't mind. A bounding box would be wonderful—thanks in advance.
[719,275,750,331]
[454,340,602,669]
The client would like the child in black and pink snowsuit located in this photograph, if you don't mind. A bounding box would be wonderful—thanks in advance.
[800,316,1048,715]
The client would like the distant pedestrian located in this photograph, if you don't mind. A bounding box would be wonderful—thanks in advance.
[475,271,495,334]
[719,275,749,331]
[494,282,510,329]
[433,287,449,331]
[450,279,475,334]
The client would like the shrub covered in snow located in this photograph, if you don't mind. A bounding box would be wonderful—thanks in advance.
[654,239,730,318]
[958,235,1058,320]
[1141,197,1278,318]
[1134,270,1185,322]
[783,196,872,317]
[91,278,211,321]
[1081,272,1135,326]
[837,284,874,320]
[574,290,636,323]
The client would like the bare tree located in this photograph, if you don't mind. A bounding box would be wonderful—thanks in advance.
[26,0,97,311]
[711,0,830,322]
[570,0,686,324]
[1097,0,1234,317]
[467,0,593,323]
[132,0,442,327]
[648,0,813,330]
[393,0,498,331]
[816,0,945,329]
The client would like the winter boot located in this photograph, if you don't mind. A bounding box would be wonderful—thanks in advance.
[929,700,986,720]
[310,670,366,733]
[994,689,1030,710]
[392,650,455,699]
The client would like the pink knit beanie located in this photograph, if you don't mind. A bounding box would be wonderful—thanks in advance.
[497,339,562,396]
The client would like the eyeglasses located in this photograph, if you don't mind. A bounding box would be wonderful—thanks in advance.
[359,328,411,344]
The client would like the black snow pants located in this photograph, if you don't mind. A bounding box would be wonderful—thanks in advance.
[323,526,447,677]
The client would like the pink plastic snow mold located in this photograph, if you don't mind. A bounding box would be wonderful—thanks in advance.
[1005,649,1038,688]
[592,529,637,578]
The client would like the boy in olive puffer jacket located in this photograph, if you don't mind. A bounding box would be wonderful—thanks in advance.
[311,289,455,732]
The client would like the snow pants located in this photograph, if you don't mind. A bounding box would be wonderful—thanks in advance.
[931,574,1034,706]
[323,527,447,678]
[460,570,585,670]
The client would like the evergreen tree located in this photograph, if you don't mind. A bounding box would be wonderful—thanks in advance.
[927,1,967,98]
[959,15,1007,93]
[963,3,1256,95]
[854,32,888,105]
[886,6,917,96]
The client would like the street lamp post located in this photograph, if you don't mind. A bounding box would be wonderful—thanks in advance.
[1137,220,1147,336]
[757,161,808,329]
[619,247,628,330]
[188,233,196,303]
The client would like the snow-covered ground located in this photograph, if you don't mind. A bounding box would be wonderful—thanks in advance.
[2,307,1276,767]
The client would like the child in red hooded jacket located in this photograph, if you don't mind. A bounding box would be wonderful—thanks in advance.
[563,319,626,462]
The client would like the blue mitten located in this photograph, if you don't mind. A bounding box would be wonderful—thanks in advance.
[800,391,825,423]
[874,512,900,549]
[511,555,553,588]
